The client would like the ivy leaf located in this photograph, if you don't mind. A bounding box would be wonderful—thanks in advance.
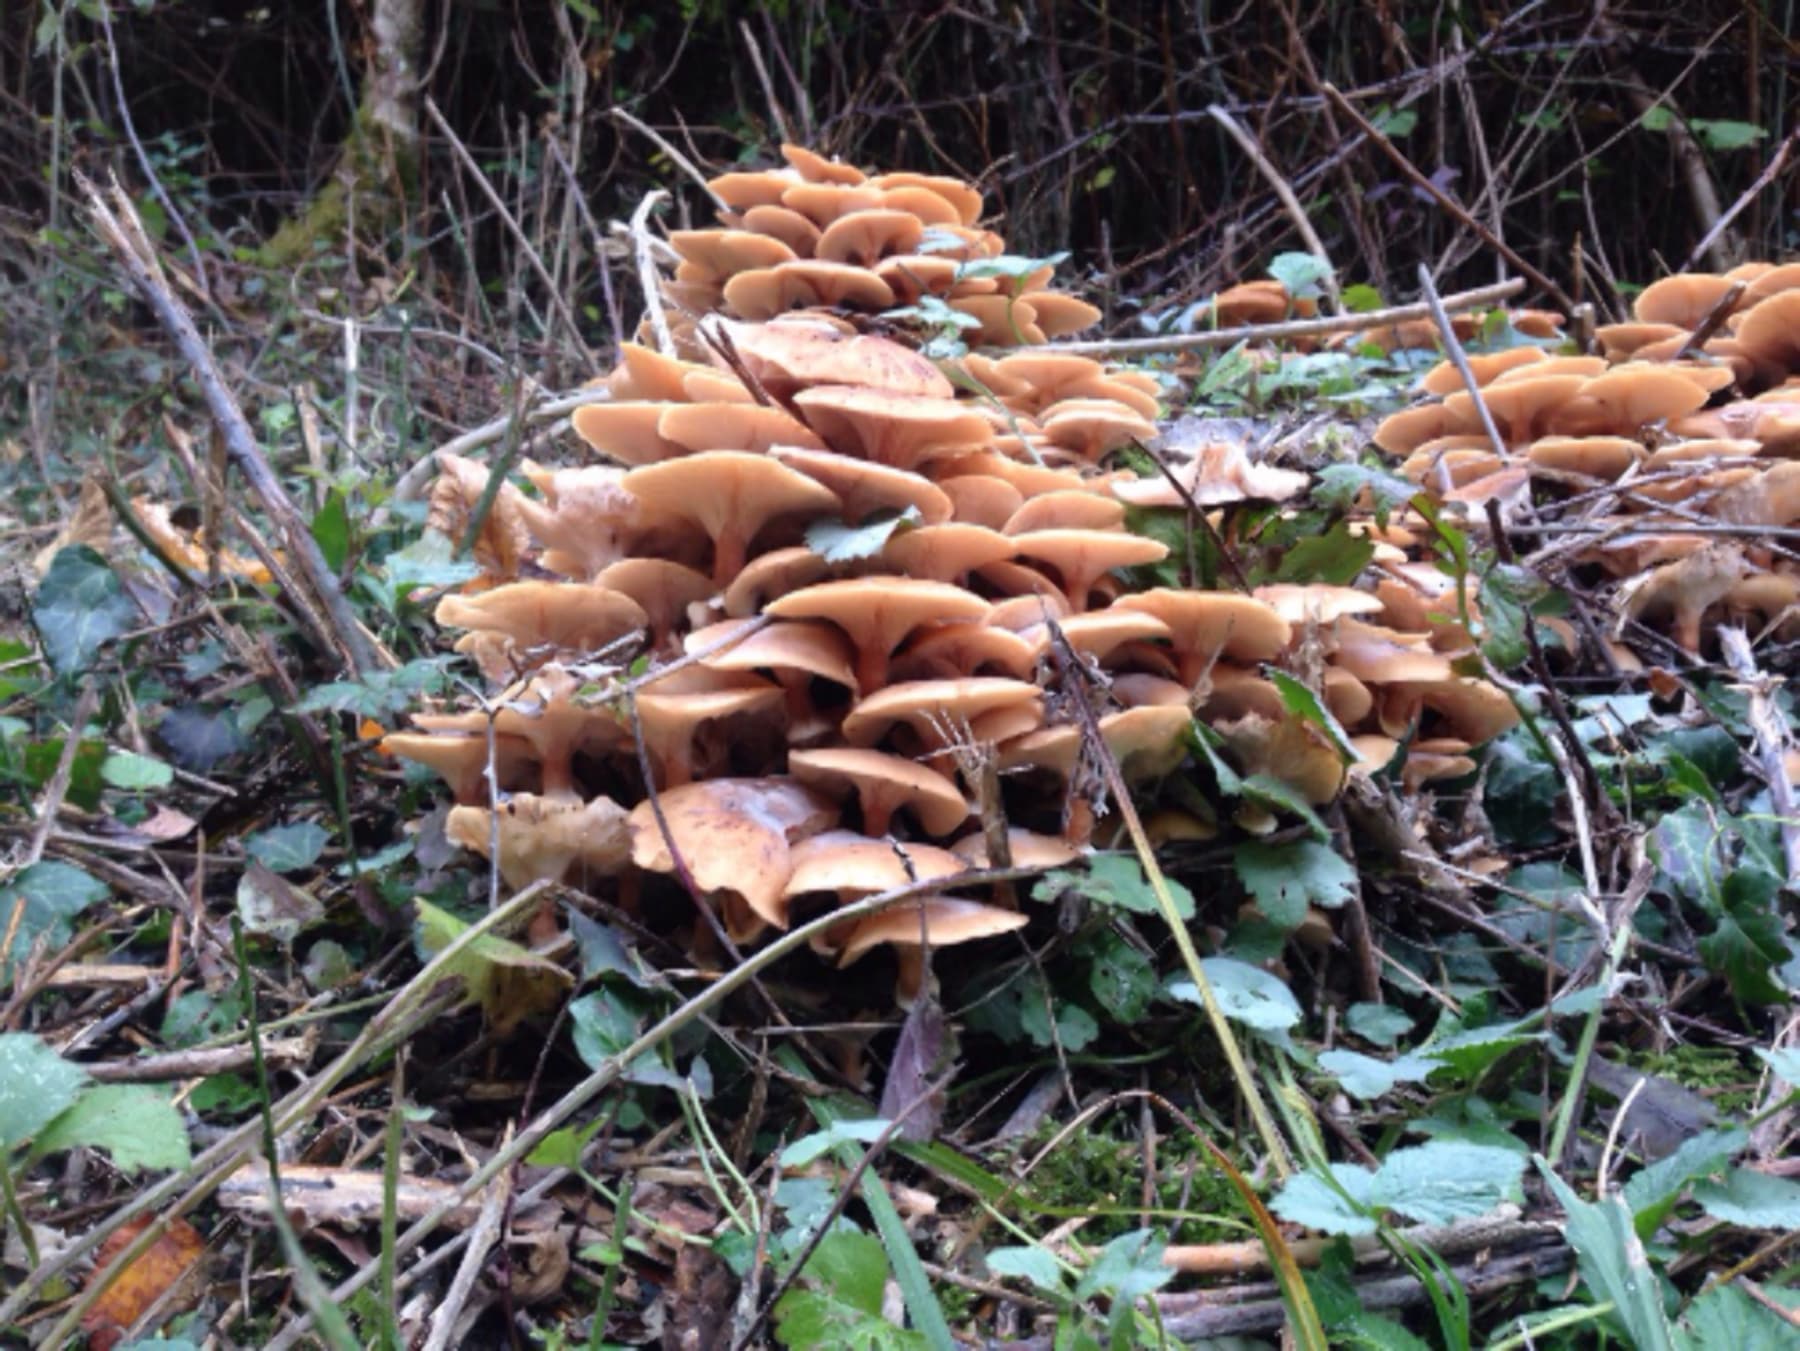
[1266,251,1334,300]
[1035,854,1195,920]
[33,545,139,674]
[157,703,247,772]
[0,860,109,977]
[1270,523,1376,588]
[382,530,481,596]
[99,750,175,791]
[1345,1003,1415,1048]
[30,1083,191,1172]
[1698,869,1791,1004]
[1313,463,1417,520]
[1235,838,1356,928]
[780,1118,892,1168]
[414,899,573,1033]
[0,1032,91,1148]
[1690,118,1767,151]
[1693,1167,1800,1229]
[568,988,680,1090]
[244,822,332,872]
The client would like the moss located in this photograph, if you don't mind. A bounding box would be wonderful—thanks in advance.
[1009,1121,1242,1246]
[259,108,419,268]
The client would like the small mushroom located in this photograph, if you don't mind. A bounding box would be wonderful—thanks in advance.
[767,577,991,693]
[620,451,841,585]
[836,897,1028,1005]
[1110,589,1293,686]
[787,748,970,837]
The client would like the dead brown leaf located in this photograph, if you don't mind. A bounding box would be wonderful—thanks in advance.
[81,1215,206,1351]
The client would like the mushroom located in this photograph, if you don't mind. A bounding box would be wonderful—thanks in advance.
[724,260,896,318]
[741,204,823,256]
[619,451,840,585]
[782,143,867,185]
[1111,441,1308,509]
[1040,399,1159,461]
[836,897,1028,1005]
[1545,365,1711,437]
[380,731,538,805]
[1008,529,1171,613]
[1214,711,1345,804]
[794,386,992,470]
[1419,346,1547,396]
[881,523,1020,584]
[658,402,824,455]
[892,621,1037,681]
[1525,436,1642,481]
[428,453,530,579]
[595,559,717,651]
[627,776,838,944]
[1634,272,1745,327]
[1616,542,1748,653]
[867,171,984,225]
[770,447,953,525]
[950,828,1083,868]
[570,403,688,466]
[1019,608,1173,664]
[998,706,1193,843]
[1003,490,1126,535]
[633,679,785,788]
[1443,373,1585,443]
[841,677,1044,751]
[1110,589,1293,686]
[715,319,953,400]
[766,577,991,693]
[787,748,970,837]
[1251,584,1386,627]
[721,547,832,619]
[814,209,925,266]
[434,581,648,680]
[1025,293,1105,338]
[446,793,631,893]
[686,617,858,742]
[668,229,797,282]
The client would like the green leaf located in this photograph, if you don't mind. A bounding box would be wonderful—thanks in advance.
[236,859,325,946]
[1650,801,1722,904]
[245,822,332,872]
[1240,772,1331,839]
[31,1083,191,1172]
[1169,959,1302,1032]
[1678,1282,1799,1351]
[310,490,351,573]
[1273,1165,1380,1236]
[1699,869,1791,1004]
[805,508,920,564]
[414,899,573,1027]
[1341,283,1387,314]
[567,988,679,1089]
[773,1230,928,1351]
[985,1245,1066,1295]
[1274,1143,1524,1238]
[1235,838,1356,928]
[1020,994,1099,1052]
[292,657,458,719]
[1538,1159,1677,1351]
[1267,251,1334,300]
[780,1118,892,1168]
[1690,118,1767,150]
[1036,854,1195,920]
[1313,463,1418,520]
[0,860,109,976]
[1270,524,1376,588]
[954,251,1069,286]
[1370,105,1417,138]
[0,1032,91,1148]
[33,545,139,674]
[1693,1167,1800,1229]
[1318,1048,1432,1099]
[1074,1227,1175,1345]
[21,736,105,811]
[100,750,175,791]
[1623,1127,1746,1238]
[1757,1047,1800,1085]
[1083,929,1157,1021]
[1345,1003,1414,1048]
[157,703,247,772]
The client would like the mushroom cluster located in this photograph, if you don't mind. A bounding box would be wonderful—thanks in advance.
[660,144,1100,347]
[386,148,1531,1001]
[1372,265,1800,656]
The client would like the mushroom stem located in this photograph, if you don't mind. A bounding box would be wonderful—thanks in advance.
[854,645,890,697]
[892,945,927,1006]
[862,800,895,837]
[540,754,580,803]
[712,529,748,586]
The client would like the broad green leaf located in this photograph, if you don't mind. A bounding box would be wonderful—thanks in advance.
[100,750,174,791]
[245,821,332,872]
[1267,251,1334,300]
[157,703,247,772]
[567,909,654,988]
[310,490,351,573]
[1318,1049,1433,1100]
[1693,1167,1800,1229]
[1019,994,1099,1052]
[1,860,109,976]
[1690,118,1767,150]
[1264,671,1357,763]
[1313,463,1417,519]
[1169,959,1301,1032]
[985,1245,1065,1295]
[1341,283,1387,313]
[0,1032,91,1148]
[1757,1047,1800,1084]
[780,1118,892,1168]
[382,530,481,598]
[33,545,139,674]
[292,657,458,719]
[31,1083,191,1172]
[1036,854,1195,919]
[1538,1159,1678,1351]
[1083,929,1156,1021]
[1241,772,1331,839]
[1345,1003,1414,1048]
[1650,801,1723,904]
[1272,1165,1381,1236]
[1364,1141,1525,1226]
[1075,1227,1175,1343]
[1270,523,1376,588]
[413,899,573,1029]
[1678,1282,1797,1351]
[567,988,679,1089]
[1235,838,1356,929]
[1623,1127,1746,1238]
[773,1230,928,1351]
[1699,870,1791,1004]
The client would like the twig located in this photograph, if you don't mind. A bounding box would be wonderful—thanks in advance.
[1681,128,1800,271]
[80,174,379,676]
[423,97,597,368]
[1672,280,1748,361]
[1027,278,1524,357]
[1163,1209,1550,1276]
[608,107,730,214]
[420,1130,511,1351]
[1206,105,1343,314]
[627,188,676,354]
[385,388,615,506]
[1415,265,1509,463]
[1718,627,1800,884]
[738,21,792,143]
[82,1034,316,1083]
[2,684,103,966]
[1323,85,1575,312]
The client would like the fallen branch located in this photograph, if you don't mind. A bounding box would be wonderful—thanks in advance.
[1163,1207,1551,1276]
[1207,105,1343,314]
[81,1033,317,1084]
[1024,278,1524,357]
[1718,626,1800,884]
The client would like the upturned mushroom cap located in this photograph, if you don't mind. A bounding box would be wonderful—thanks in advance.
[1634,272,1744,327]
[1594,321,1690,361]
[950,294,1043,346]
[875,254,963,306]
[436,581,649,680]
[714,319,953,400]
[784,830,968,899]
[770,447,953,525]
[880,523,1019,583]
[794,386,992,470]
[1110,589,1293,685]
[841,677,1043,749]
[1419,346,1547,395]
[878,186,963,226]
[1545,365,1711,437]
[1252,584,1386,626]
[837,897,1029,1003]
[893,621,1036,681]
[427,667,627,801]
[1444,373,1585,443]
[990,352,1107,408]
[707,168,802,211]
[1210,280,1291,325]
[766,577,991,693]
[1525,436,1642,480]
[781,143,867,185]
[1027,293,1105,337]
[950,827,1083,869]
[1008,529,1170,613]
[999,705,1192,782]
[1734,290,1800,381]
[1020,609,1173,664]
[1737,261,1800,306]
[931,450,1096,499]
[628,776,838,940]
[571,403,688,466]
[724,261,896,318]
[608,342,713,402]
[1382,676,1520,745]
[1111,441,1308,509]
[814,209,925,266]
[867,171,985,225]
[379,731,537,805]
[1373,402,1459,456]
[787,748,970,837]
[1194,665,1285,722]
[593,558,716,651]
[446,793,631,890]
[721,547,832,618]
[740,203,822,254]
[620,451,841,585]
[1004,490,1126,534]
[1041,399,1158,461]
[669,229,797,282]
[687,618,858,690]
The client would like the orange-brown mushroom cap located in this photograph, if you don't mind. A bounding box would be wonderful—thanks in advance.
[620,451,841,585]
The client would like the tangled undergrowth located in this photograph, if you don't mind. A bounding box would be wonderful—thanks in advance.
[2,135,1799,1351]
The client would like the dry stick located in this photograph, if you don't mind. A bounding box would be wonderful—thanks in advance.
[1206,105,1343,315]
[83,1034,317,1083]
[256,864,1049,1351]
[738,20,792,143]
[1163,1208,1551,1277]
[386,388,614,506]
[1672,279,1748,361]
[420,1130,511,1351]
[14,866,544,1347]
[1323,85,1575,314]
[608,107,729,215]
[1132,438,1252,592]
[544,136,627,352]
[1026,278,1524,358]
[422,97,597,369]
[1718,626,1800,884]
[1682,127,1800,272]
[81,176,378,676]
[626,188,676,354]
